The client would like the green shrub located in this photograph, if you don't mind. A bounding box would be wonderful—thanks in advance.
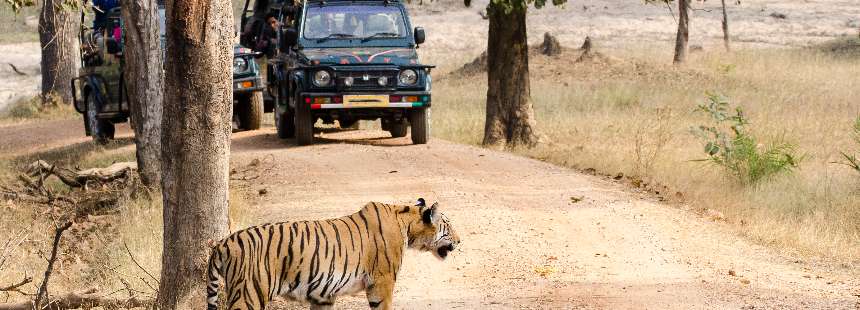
[837,116,860,173]
[691,92,802,186]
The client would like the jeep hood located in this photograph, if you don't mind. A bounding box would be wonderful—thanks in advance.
[299,47,419,66]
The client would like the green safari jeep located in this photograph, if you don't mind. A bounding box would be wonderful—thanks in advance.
[71,6,267,142]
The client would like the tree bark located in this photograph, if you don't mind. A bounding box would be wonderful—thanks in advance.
[720,0,730,52]
[157,0,233,307]
[38,0,79,105]
[121,0,164,187]
[483,2,538,149]
[673,0,690,64]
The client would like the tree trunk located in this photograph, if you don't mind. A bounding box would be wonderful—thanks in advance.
[38,0,79,105]
[673,0,690,64]
[720,0,730,52]
[483,2,538,149]
[121,0,164,187]
[157,0,232,307]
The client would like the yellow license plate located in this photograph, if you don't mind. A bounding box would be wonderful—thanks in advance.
[343,95,389,108]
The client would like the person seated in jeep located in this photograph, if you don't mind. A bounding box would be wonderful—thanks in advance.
[255,12,279,58]
[303,6,405,40]
[91,0,118,32]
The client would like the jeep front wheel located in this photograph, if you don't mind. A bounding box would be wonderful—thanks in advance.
[86,91,115,144]
[408,108,429,144]
[388,120,407,138]
[237,91,263,130]
[294,92,314,146]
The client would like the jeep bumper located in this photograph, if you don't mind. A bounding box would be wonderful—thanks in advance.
[234,76,264,93]
[299,92,431,110]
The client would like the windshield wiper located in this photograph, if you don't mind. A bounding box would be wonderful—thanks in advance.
[361,32,399,42]
[316,33,356,42]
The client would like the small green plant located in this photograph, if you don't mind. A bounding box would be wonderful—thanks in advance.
[691,92,802,185]
[837,116,860,173]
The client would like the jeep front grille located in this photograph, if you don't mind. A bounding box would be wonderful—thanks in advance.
[337,71,396,89]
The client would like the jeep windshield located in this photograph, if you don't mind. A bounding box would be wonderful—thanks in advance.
[302,5,409,44]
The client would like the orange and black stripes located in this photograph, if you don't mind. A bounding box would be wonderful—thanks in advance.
[205,200,459,310]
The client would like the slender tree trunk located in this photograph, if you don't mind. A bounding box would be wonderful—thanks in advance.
[720,0,730,51]
[38,0,79,105]
[483,2,538,149]
[121,0,164,187]
[157,0,232,306]
[673,0,690,64]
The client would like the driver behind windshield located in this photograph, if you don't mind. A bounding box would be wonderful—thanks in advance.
[303,6,405,40]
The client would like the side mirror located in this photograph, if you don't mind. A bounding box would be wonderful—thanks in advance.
[414,27,425,45]
[281,28,298,51]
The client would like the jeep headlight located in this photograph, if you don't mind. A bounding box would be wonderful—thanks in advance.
[313,70,332,87]
[233,57,248,74]
[398,69,418,86]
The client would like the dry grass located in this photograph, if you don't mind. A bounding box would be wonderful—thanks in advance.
[0,144,256,303]
[430,41,860,260]
[0,6,38,44]
[1,95,78,121]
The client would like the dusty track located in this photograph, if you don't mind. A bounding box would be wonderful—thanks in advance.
[0,122,857,308]
[226,128,859,309]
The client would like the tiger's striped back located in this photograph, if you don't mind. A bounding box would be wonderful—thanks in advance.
[206,199,460,310]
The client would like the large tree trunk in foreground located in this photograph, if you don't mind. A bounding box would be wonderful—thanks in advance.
[673,0,690,64]
[157,0,233,307]
[121,0,164,187]
[483,2,538,149]
[720,0,730,51]
[38,0,79,104]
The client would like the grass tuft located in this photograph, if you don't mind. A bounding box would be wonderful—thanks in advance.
[2,95,78,121]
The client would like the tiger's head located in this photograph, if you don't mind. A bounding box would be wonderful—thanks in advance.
[406,198,460,260]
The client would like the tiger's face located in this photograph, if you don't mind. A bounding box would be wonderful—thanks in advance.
[407,199,461,260]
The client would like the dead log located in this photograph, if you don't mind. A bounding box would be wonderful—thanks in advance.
[26,160,137,189]
[0,289,153,310]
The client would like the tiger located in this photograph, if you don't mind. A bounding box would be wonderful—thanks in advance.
[205,198,460,310]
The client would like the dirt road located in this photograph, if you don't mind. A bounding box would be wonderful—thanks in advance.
[225,128,859,309]
[0,120,856,308]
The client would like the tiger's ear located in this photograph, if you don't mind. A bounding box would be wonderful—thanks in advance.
[415,198,426,207]
[422,202,440,224]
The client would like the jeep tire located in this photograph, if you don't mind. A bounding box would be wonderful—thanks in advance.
[338,118,360,130]
[86,91,115,144]
[408,108,429,144]
[294,91,314,146]
[275,108,295,139]
[388,120,408,138]
[237,91,263,130]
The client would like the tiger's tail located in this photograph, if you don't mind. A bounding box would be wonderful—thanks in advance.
[206,245,225,310]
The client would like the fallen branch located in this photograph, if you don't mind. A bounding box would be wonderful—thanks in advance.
[0,277,31,292]
[7,63,26,76]
[34,221,72,308]
[26,160,137,189]
[123,241,159,289]
[0,289,153,310]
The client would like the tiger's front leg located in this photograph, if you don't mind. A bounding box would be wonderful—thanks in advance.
[365,276,394,310]
[309,298,336,310]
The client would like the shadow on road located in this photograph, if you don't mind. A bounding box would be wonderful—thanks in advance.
[231,128,416,152]
[13,137,135,167]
